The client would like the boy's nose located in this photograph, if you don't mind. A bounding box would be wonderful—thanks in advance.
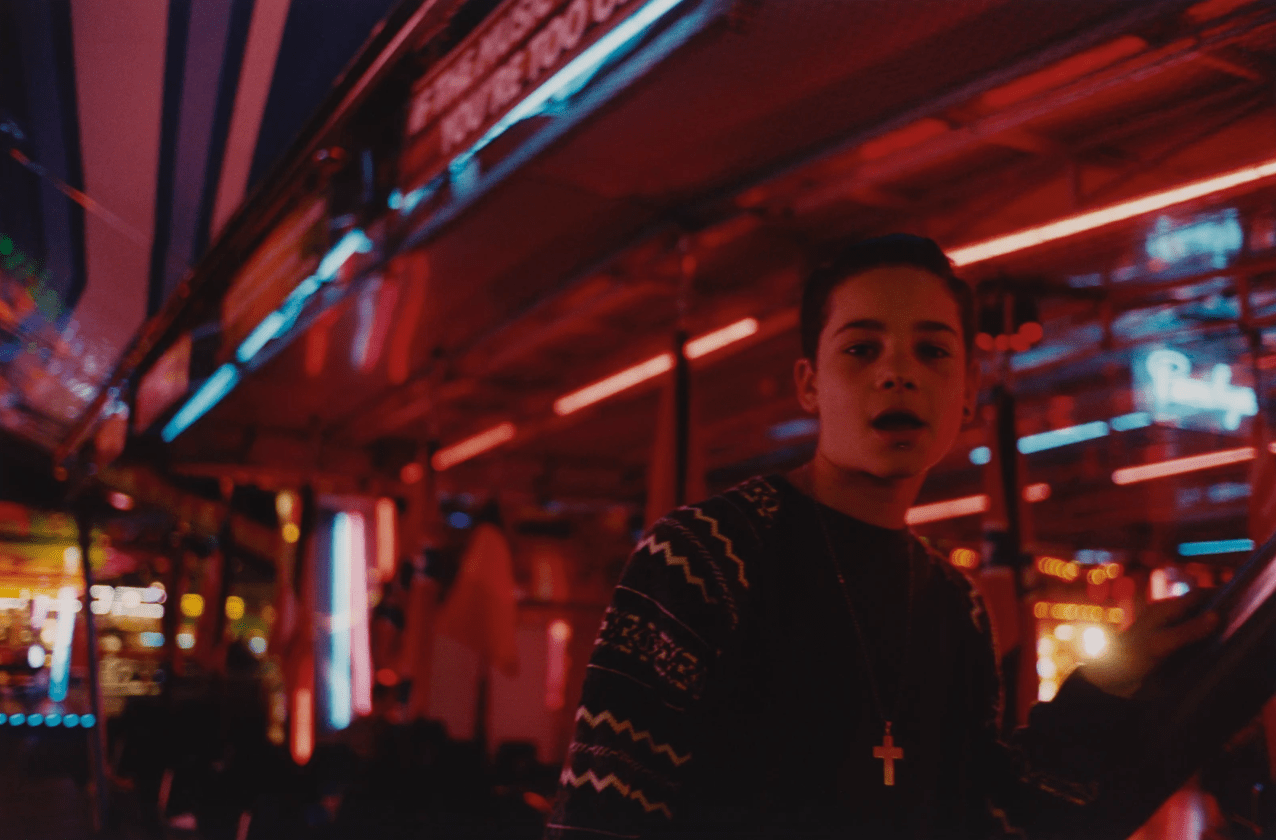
[880,373,917,391]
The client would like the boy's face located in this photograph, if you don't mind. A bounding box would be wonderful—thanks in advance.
[795,266,976,481]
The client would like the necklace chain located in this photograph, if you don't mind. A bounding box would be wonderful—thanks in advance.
[813,506,917,728]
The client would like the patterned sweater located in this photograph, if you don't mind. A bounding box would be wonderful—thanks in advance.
[546,476,1138,839]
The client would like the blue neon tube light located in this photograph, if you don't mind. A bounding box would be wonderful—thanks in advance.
[451,0,689,174]
[47,587,77,702]
[1017,421,1110,455]
[161,364,241,442]
[1179,538,1254,556]
[329,512,353,730]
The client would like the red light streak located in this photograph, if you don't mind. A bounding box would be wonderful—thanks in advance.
[684,318,759,360]
[546,619,572,711]
[949,156,1276,266]
[554,319,763,416]
[292,687,313,765]
[1023,482,1050,503]
[1111,446,1255,485]
[905,493,988,525]
[375,498,396,583]
[345,513,373,718]
[554,354,674,416]
[431,422,517,471]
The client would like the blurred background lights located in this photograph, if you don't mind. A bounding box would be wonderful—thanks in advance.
[282,523,301,543]
[276,490,297,521]
[180,593,204,617]
[63,714,79,727]
[27,644,44,669]
[176,632,195,650]
[1082,626,1109,658]
[1038,680,1059,703]
[107,491,134,511]
[1054,623,1076,641]
[10,714,25,725]
[80,714,95,728]
[448,511,472,529]
[248,635,268,656]
[27,714,43,726]
[400,462,425,484]
[139,632,164,648]
[62,546,80,574]
[44,713,60,727]
[949,547,980,569]
[225,596,246,620]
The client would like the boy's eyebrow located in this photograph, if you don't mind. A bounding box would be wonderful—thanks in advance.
[832,318,959,337]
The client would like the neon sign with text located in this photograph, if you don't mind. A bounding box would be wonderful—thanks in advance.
[1139,349,1257,431]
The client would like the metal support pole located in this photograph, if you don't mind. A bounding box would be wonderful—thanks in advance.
[673,330,691,507]
[76,500,110,834]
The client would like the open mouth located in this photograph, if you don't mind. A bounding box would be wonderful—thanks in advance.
[870,409,926,431]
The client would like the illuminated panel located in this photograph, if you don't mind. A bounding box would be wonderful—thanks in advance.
[949,156,1276,266]
[553,354,674,416]
[329,513,354,730]
[904,493,988,525]
[375,498,397,583]
[47,586,78,702]
[1111,446,1254,485]
[1178,538,1254,556]
[431,422,517,471]
[347,513,373,718]
[684,318,759,359]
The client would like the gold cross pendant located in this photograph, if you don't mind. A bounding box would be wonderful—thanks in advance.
[872,721,904,786]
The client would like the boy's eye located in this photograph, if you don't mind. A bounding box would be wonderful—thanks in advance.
[919,343,952,359]
[844,342,877,357]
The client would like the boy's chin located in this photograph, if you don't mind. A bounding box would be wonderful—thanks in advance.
[859,453,932,481]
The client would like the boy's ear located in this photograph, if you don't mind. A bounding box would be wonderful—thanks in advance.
[795,357,819,414]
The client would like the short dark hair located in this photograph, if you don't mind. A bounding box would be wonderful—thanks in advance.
[800,233,975,362]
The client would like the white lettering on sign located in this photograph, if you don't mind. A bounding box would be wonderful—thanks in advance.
[408,0,632,156]
[1145,349,1257,431]
[89,584,166,619]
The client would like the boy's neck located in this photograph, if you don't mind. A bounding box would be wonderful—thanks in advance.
[788,456,924,530]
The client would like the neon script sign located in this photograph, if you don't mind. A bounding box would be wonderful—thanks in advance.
[1141,349,1257,431]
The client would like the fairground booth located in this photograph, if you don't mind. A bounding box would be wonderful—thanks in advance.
[5,0,1276,836]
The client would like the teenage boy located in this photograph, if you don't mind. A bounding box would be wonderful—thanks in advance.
[545,234,1217,839]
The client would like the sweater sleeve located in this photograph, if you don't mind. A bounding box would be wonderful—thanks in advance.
[545,492,762,839]
[952,569,1142,839]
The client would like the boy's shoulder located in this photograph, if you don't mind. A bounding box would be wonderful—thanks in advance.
[653,475,785,546]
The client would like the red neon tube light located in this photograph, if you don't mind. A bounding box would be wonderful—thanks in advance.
[905,493,989,525]
[684,318,759,360]
[432,422,517,471]
[1111,446,1255,485]
[949,156,1276,266]
[554,353,673,416]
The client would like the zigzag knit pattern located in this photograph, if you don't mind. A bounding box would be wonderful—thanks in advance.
[559,769,673,820]
[634,532,710,602]
[575,707,693,766]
